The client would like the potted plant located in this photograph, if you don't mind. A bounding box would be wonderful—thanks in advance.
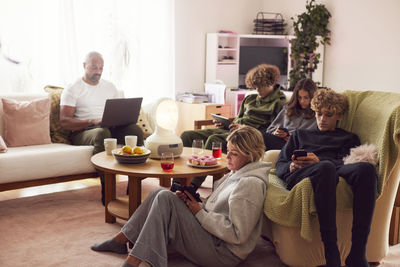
[289,0,331,90]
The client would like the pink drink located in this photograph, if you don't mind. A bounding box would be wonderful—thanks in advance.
[212,148,222,159]
[161,162,174,172]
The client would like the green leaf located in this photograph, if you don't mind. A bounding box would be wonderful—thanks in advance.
[288,0,330,90]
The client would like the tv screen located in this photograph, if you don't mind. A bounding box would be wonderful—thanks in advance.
[239,46,288,75]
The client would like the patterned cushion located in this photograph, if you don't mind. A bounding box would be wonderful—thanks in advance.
[137,109,153,138]
[43,85,71,144]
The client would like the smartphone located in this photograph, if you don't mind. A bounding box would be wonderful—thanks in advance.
[293,149,307,160]
[278,127,289,135]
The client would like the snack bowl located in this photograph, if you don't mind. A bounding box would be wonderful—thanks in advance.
[112,147,151,164]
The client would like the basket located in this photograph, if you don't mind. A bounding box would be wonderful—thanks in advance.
[253,12,285,35]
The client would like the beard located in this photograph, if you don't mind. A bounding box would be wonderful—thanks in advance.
[89,74,101,83]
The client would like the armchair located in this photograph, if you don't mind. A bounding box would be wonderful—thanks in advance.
[261,90,400,266]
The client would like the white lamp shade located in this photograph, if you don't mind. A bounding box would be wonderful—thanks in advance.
[153,98,179,133]
[145,98,183,158]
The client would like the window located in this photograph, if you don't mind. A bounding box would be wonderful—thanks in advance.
[0,0,174,102]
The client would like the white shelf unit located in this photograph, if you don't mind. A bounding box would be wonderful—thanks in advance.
[206,33,240,87]
[206,33,324,90]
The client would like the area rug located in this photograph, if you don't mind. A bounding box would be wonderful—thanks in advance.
[0,179,287,267]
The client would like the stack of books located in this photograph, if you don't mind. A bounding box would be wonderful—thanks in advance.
[176,92,210,104]
[253,12,285,35]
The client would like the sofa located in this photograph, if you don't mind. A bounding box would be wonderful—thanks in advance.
[261,90,400,266]
[0,88,153,192]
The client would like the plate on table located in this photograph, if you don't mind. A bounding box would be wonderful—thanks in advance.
[186,161,220,169]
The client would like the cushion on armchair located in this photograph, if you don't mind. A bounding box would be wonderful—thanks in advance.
[263,90,400,241]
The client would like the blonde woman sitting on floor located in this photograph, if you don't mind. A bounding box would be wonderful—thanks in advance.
[91,126,270,267]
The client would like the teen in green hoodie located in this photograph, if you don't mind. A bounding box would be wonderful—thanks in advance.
[177,63,286,189]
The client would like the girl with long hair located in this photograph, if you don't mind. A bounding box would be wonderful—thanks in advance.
[263,78,318,150]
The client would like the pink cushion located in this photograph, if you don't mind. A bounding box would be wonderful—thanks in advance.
[2,97,51,147]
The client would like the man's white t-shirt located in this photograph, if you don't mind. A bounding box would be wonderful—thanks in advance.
[60,78,119,120]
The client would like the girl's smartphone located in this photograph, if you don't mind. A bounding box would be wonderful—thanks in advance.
[278,127,289,135]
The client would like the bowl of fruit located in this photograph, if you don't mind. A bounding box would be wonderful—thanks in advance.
[112,145,151,164]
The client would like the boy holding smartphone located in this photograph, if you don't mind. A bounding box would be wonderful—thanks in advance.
[275,89,377,267]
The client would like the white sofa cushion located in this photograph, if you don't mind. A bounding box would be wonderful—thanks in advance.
[0,143,95,184]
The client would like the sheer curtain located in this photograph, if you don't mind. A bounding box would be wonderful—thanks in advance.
[0,0,175,103]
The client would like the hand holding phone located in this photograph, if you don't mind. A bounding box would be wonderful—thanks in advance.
[211,113,231,130]
[277,127,289,135]
[293,149,307,160]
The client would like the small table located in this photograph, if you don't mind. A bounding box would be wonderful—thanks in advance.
[91,147,229,223]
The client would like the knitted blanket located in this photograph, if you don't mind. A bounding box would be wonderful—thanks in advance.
[264,90,400,241]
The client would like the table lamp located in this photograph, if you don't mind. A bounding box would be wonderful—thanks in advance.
[144,98,183,159]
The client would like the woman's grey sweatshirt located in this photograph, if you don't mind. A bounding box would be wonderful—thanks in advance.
[195,161,270,259]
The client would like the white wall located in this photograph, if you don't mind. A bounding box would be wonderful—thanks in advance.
[175,0,400,93]
[175,0,263,95]
[264,0,400,93]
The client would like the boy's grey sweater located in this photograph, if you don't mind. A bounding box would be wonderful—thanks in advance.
[195,161,270,259]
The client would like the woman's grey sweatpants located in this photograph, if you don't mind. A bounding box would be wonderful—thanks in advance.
[121,188,242,267]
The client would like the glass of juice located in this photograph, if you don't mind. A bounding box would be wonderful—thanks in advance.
[212,141,222,159]
[161,152,174,172]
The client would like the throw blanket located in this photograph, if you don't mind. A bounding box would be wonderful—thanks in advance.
[264,90,400,241]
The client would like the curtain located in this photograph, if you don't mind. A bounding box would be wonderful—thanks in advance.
[0,0,175,103]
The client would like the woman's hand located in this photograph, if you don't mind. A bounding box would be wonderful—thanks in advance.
[273,128,289,140]
[283,134,290,142]
[290,152,320,171]
[176,191,188,202]
[183,190,202,215]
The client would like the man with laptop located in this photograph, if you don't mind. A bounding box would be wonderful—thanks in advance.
[60,51,143,205]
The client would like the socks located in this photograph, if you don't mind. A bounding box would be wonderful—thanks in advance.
[345,228,370,267]
[345,255,369,267]
[91,238,128,254]
[324,242,341,267]
[345,244,369,267]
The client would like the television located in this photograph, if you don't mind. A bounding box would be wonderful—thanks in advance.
[239,46,288,75]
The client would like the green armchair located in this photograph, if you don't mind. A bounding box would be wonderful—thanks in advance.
[262,90,400,266]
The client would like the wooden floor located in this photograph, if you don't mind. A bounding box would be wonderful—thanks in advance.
[0,176,120,201]
[0,175,214,202]
[2,178,400,266]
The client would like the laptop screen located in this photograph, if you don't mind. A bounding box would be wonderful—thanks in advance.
[100,97,143,128]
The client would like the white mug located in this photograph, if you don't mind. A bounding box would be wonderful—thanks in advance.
[125,135,138,148]
[104,138,117,155]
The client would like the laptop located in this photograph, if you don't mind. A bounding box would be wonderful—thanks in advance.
[100,97,143,128]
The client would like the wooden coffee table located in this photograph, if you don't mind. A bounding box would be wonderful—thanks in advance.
[91,147,229,223]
